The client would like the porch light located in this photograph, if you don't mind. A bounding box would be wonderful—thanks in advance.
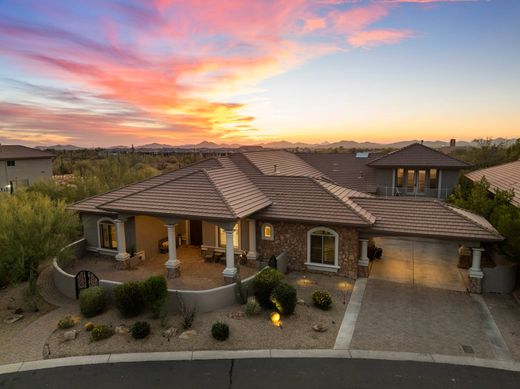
[270,312,281,327]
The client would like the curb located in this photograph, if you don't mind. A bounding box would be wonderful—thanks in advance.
[1,349,519,375]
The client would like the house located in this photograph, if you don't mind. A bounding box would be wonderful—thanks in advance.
[70,147,501,293]
[0,145,54,193]
[299,143,470,198]
[465,160,520,208]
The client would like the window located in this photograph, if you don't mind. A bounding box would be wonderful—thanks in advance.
[306,227,339,268]
[429,169,438,189]
[262,223,273,240]
[99,221,117,250]
[406,169,415,193]
[218,224,239,248]
[395,168,404,187]
[7,160,15,167]
[417,170,426,193]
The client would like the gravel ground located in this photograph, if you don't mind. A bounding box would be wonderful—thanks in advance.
[46,272,352,358]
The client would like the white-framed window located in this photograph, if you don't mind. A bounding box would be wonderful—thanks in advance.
[261,223,274,240]
[218,224,239,249]
[306,227,339,270]
[98,219,117,250]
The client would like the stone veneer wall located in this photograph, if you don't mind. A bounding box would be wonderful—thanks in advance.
[256,220,360,279]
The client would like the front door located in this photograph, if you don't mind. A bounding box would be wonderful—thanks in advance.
[190,220,203,245]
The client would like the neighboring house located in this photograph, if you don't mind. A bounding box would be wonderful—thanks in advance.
[465,160,520,208]
[70,147,501,293]
[0,145,54,193]
[300,143,470,198]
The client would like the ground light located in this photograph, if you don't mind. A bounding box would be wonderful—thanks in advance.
[270,312,282,327]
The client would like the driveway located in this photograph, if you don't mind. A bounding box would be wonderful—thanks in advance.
[369,237,467,291]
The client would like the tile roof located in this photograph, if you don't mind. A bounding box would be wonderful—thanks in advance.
[0,145,54,160]
[72,149,502,241]
[351,197,503,241]
[367,143,471,168]
[298,152,382,193]
[243,150,327,179]
[95,157,271,221]
[465,160,520,207]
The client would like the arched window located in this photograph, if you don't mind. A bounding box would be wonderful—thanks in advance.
[306,227,339,270]
[261,223,274,240]
[99,219,117,250]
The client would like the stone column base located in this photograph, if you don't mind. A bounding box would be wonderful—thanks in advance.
[166,266,181,279]
[468,276,482,294]
[358,264,369,278]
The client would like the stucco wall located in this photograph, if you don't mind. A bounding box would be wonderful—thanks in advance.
[135,215,166,259]
[440,169,460,196]
[82,214,136,255]
[202,221,217,246]
[256,220,360,279]
[0,158,53,189]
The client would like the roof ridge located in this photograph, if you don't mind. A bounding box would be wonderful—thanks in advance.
[71,157,223,209]
[436,200,502,236]
[97,168,206,209]
[311,178,375,225]
[202,169,238,219]
[367,142,471,167]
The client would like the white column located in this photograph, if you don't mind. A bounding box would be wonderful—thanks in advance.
[247,219,257,260]
[469,247,484,278]
[358,239,369,266]
[222,228,237,279]
[165,224,180,270]
[115,219,129,261]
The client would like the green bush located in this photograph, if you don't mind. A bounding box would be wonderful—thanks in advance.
[270,282,297,315]
[142,275,168,318]
[91,324,115,341]
[312,290,332,310]
[252,267,284,308]
[57,315,75,329]
[245,296,261,315]
[79,286,107,318]
[84,322,95,331]
[211,321,229,341]
[131,321,151,339]
[113,281,145,317]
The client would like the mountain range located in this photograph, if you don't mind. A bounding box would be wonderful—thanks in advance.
[37,138,516,151]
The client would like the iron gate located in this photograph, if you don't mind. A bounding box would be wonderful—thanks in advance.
[75,270,99,299]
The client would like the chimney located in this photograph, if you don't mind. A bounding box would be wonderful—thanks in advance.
[273,164,278,174]
[450,139,456,147]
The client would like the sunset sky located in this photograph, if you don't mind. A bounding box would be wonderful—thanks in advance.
[0,0,518,147]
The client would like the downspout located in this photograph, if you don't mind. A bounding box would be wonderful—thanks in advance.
[438,170,443,199]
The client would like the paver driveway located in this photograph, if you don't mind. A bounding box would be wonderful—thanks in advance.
[349,278,507,359]
[369,236,467,291]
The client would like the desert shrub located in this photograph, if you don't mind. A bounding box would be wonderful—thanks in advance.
[91,324,115,341]
[79,286,106,318]
[131,321,151,339]
[142,275,168,318]
[113,281,145,317]
[252,267,284,308]
[234,263,248,304]
[245,296,261,315]
[312,290,332,310]
[270,282,297,315]
[211,321,229,341]
[177,292,195,329]
[57,315,75,329]
[84,322,95,331]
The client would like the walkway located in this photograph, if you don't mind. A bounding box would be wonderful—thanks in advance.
[0,265,78,365]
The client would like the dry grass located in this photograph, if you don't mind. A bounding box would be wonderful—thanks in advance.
[46,272,353,358]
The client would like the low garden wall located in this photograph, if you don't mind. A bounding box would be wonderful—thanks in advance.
[52,238,87,299]
[52,240,265,313]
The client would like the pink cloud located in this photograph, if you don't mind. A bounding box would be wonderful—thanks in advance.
[347,29,414,48]
[331,4,389,33]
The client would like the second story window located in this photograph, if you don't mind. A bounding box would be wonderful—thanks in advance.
[7,160,15,167]
[429,169,438,189]
[395,168,404,187]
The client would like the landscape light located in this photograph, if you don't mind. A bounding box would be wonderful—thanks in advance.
[270,312,281,327]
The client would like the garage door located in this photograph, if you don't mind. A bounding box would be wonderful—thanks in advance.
[369,236,467,291]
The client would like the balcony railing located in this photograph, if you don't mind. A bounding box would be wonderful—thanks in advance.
[376,186,451,199]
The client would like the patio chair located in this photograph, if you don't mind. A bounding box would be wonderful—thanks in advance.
[203,247,215,262]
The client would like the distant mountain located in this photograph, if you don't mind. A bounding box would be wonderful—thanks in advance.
[135,143,174,149]
[36,144,83,150]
